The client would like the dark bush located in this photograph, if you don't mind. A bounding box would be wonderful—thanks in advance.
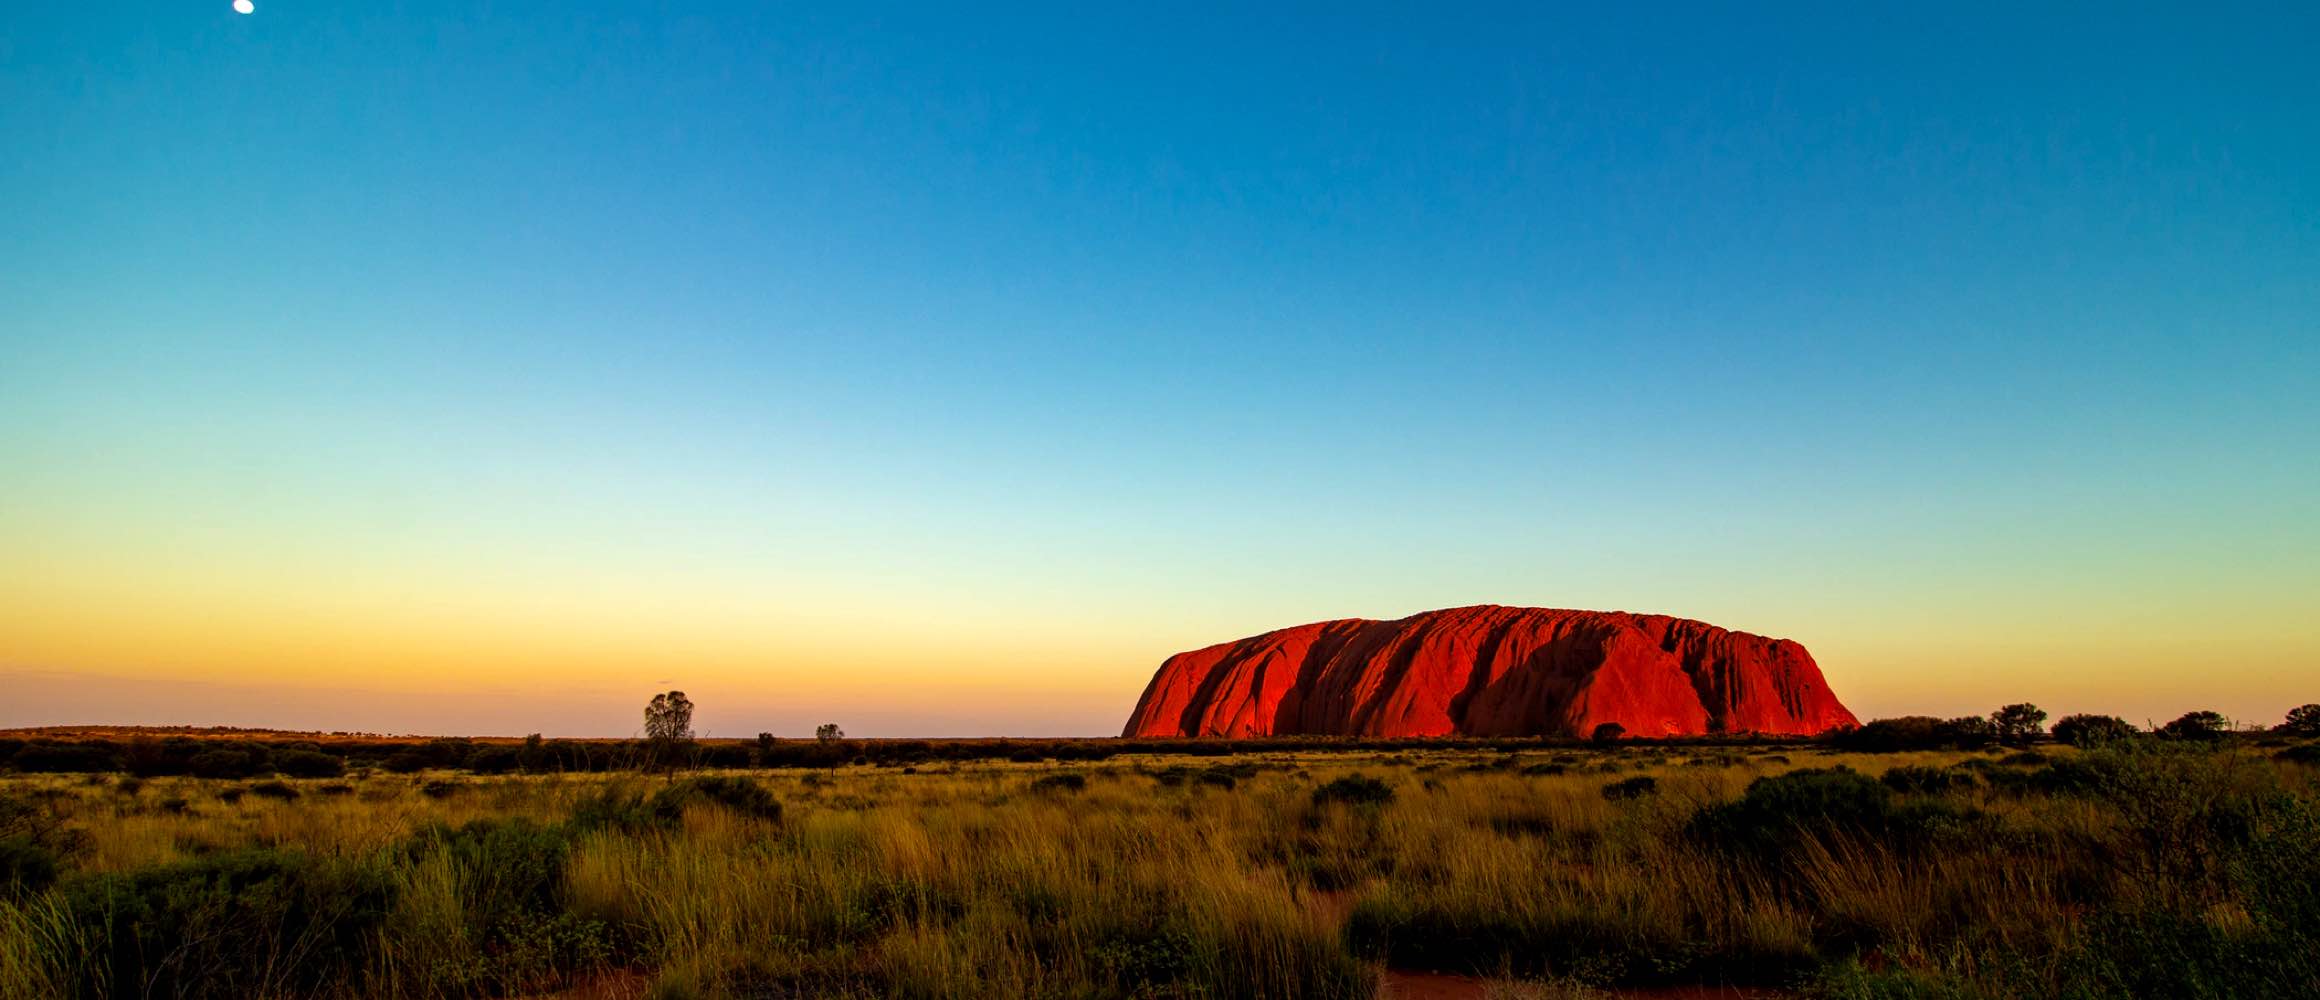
[274,750,346,778]
[567,787,664,833]
[651,776,784,823]
[249,780,299,801]
[383,751,429,774]
[56,848,395,999]
[1602,776,1659,800]
[403,819,611,994]
[0,835,60,899]
[1194,768,1238,789]
[419,780,462,799]
[9,742,123,773]
[1829,716,2002,753]
[1312,774,1395,807]
[1690,767,1974,862]
[2160,711,2230,741]
[466,747,523,774]
[2274,743,2320,766]
[190,749,266,779]
[1880,765,1974,794]
[1030,773,1089,793]
[2052,714,2138,748]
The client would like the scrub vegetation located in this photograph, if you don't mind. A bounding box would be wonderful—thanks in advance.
[1,722,2316,999]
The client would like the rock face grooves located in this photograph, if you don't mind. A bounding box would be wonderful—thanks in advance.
[1121,605,1858,738]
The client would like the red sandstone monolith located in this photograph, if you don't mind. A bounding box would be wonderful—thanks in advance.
[1122,605,1857,738]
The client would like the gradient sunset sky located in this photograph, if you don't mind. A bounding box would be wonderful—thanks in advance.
[4,4,2315,736]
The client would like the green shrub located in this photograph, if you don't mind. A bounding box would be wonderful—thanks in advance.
[403,818,614,994]
[650,776,784,824]
[1690,767,1974,862]
[54,848,395,999]
[1881,765,1974,794]
[1029,773,1088,793]
[6,742,121,773]
[568,787,664,832]
[0,835,60,899]
[1831,717,1998,753]
[274,749,346,779]
[1601,776,1659,800]
[2052,713,2138,747]
[2159,711,2230,741]
[2274,743,2320,766]
[189,749,266,779]
[1312,774,1394,807]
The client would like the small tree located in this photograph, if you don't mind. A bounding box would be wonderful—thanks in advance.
[644,691,697,774]
[755,732,778,766]
[1589,722,1626,746]
[2281,704,2320,736]
[2158,710,2228,741]
[816,723,844,742]
[1991,703,2048,744]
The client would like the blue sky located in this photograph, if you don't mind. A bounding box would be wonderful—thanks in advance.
[2,3,2315,735]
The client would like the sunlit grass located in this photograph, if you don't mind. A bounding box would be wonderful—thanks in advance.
[1,741,2314,998]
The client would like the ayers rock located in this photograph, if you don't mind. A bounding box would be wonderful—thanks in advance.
[1122,605,1857,738]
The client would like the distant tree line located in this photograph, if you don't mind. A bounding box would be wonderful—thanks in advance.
[3,701,2312,776]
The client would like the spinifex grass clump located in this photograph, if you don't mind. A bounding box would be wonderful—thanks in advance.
[1029,772,1089,793]
[1310,773,1394,807]
[1688,766,1981,864]
[394,818,616,996]
[1600,775,1658,800]
[651,775,784,824]
[50,848,395,999]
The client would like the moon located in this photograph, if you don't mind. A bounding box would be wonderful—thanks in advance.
[233,0,254,13]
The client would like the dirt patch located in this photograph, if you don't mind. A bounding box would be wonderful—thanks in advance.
[1379,969,1490,999]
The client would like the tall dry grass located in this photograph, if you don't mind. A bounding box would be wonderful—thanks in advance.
[0,740,2314,999]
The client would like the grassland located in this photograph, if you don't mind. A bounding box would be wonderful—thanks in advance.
[3,738,2316,999]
